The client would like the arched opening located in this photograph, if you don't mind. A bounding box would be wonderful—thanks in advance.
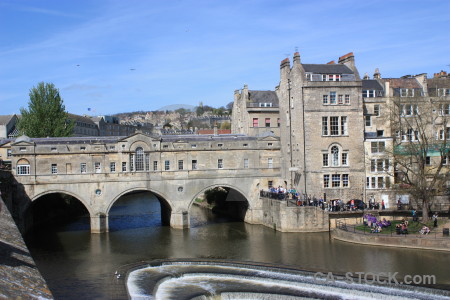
[190,186,249,227]
[25,192,90,235]
[108,190,172,231]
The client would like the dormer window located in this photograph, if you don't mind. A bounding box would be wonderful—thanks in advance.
[322,74,341,81]
[258,103,273,107]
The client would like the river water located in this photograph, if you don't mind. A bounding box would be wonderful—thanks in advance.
[24,192,450,299]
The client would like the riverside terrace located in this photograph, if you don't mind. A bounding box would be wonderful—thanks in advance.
[7,132,283,233]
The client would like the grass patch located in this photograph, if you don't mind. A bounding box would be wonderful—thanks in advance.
[354,219,446,235]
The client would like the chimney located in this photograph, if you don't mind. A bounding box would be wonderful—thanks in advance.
[363,72,369,80]
[338,52,354,64]
[373,68,381,79]
[213,122,218,136]
[293,52,300,65]
[280,57,290,69]
[326,60,336,65]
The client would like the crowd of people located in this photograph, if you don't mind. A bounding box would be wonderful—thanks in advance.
[395,219,409,234]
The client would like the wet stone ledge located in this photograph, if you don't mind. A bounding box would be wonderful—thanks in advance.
[0,196,53,299]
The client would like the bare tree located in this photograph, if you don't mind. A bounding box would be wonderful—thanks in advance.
[386,94,449,221]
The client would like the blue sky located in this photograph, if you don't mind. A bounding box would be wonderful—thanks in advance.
[1,0,449,116]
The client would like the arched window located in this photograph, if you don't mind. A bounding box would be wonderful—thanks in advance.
[331,146,339,166]
[135,147,144,171]
[16,159,30,175]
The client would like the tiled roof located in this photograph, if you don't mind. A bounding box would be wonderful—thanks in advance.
[381,78,421,89]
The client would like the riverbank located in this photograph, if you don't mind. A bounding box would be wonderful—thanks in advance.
[0,196,53,299]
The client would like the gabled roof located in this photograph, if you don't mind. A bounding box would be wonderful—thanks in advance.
[362,80,384,90]
[302,64,353,74]
[68,113,97,126]
[0,115,16,125]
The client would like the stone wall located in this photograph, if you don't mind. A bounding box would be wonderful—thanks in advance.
[261,198,329,232]
[332,227,450,252]
[0,195,53,299]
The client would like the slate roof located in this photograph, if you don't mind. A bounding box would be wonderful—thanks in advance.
[248,90,279,106]
[362,80,384,90]
[427,77,450,96]
[0,115,15,126]
[67,113,97,126]
[380,78,421,89]
[302,64,354,74]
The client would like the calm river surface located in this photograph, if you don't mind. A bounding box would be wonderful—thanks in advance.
[25,192,450,299]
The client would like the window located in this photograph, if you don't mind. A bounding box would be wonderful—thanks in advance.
[145,154,150,171]
[277,118,280,127]
[425,156,431,166]
[440,104,450,115]
[370,159,389,172]
[243,143,248,147]
[268,143,273,146]
[163,145,168,149]
[363,90,376,98]
[323,175,329,188]
[95,162,101,173]
[80,146,86,150]
[109,146,115,150]
[322,74,340,81]
[371,142,385,153]
[366,176,390,189]
[341,117,348,135]
[165,160,170,171]
[20,147,26,151]
[17,164,30,175]
[365,115,371,126]
[332,174,340,187]
[192,160,198,170]
[323,95,328,105]
[342,174,349,187]
[7,149,11,158]
[218,159,223,169]
[244,159,249,169]
[110,162,116,172]
[374,104,380,116]
[268,180,273,189]
[330,92,336,104]
[217,143,223,147]
[252,118,258,127]
[191,144,197,148]
[80,163,87,173]
[153,161,158,171]
[342,153,348,166]
[51,164,58,174]
[338,95,343,104]
[402,129,419,142]
[437,127,450,140]
[122,162,127,172]
[268,158,273,168]
[331,146,339,167]
[345,95,350,104]
[51,147,57,152]
[400,88,414,97]
[322,153,329,167]
[330,116,339,135]
[178,160,184,170]
[322,117,328,135]
[135,147,144,171]
[401,104,419,116]
[265,118,270,127]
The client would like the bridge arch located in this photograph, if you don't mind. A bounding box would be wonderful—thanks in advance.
[107,187,173,214]
[189,183,250,211]
[189,183,251,223]
[31,190,93,216]
[26,190,91,234]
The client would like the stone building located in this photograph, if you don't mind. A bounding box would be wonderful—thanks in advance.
[0,115,18,139]
[233,52,450,208]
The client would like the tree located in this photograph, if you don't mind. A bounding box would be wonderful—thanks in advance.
[18,82,74,137]
[386,94,450,221]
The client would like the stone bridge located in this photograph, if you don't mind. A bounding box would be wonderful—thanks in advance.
[10,133,283,233]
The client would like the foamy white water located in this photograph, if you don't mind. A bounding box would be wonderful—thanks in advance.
[126,261,450,300]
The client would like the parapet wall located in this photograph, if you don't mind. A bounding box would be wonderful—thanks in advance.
[332,227,450,252]
[261,198,329,232]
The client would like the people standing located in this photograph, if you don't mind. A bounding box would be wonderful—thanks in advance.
[381,200,385,210]
[432,213,438,228]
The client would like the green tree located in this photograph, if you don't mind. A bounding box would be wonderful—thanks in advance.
[18,82,74,137]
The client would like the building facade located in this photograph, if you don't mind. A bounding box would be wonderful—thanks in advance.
[232,52,450,208]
